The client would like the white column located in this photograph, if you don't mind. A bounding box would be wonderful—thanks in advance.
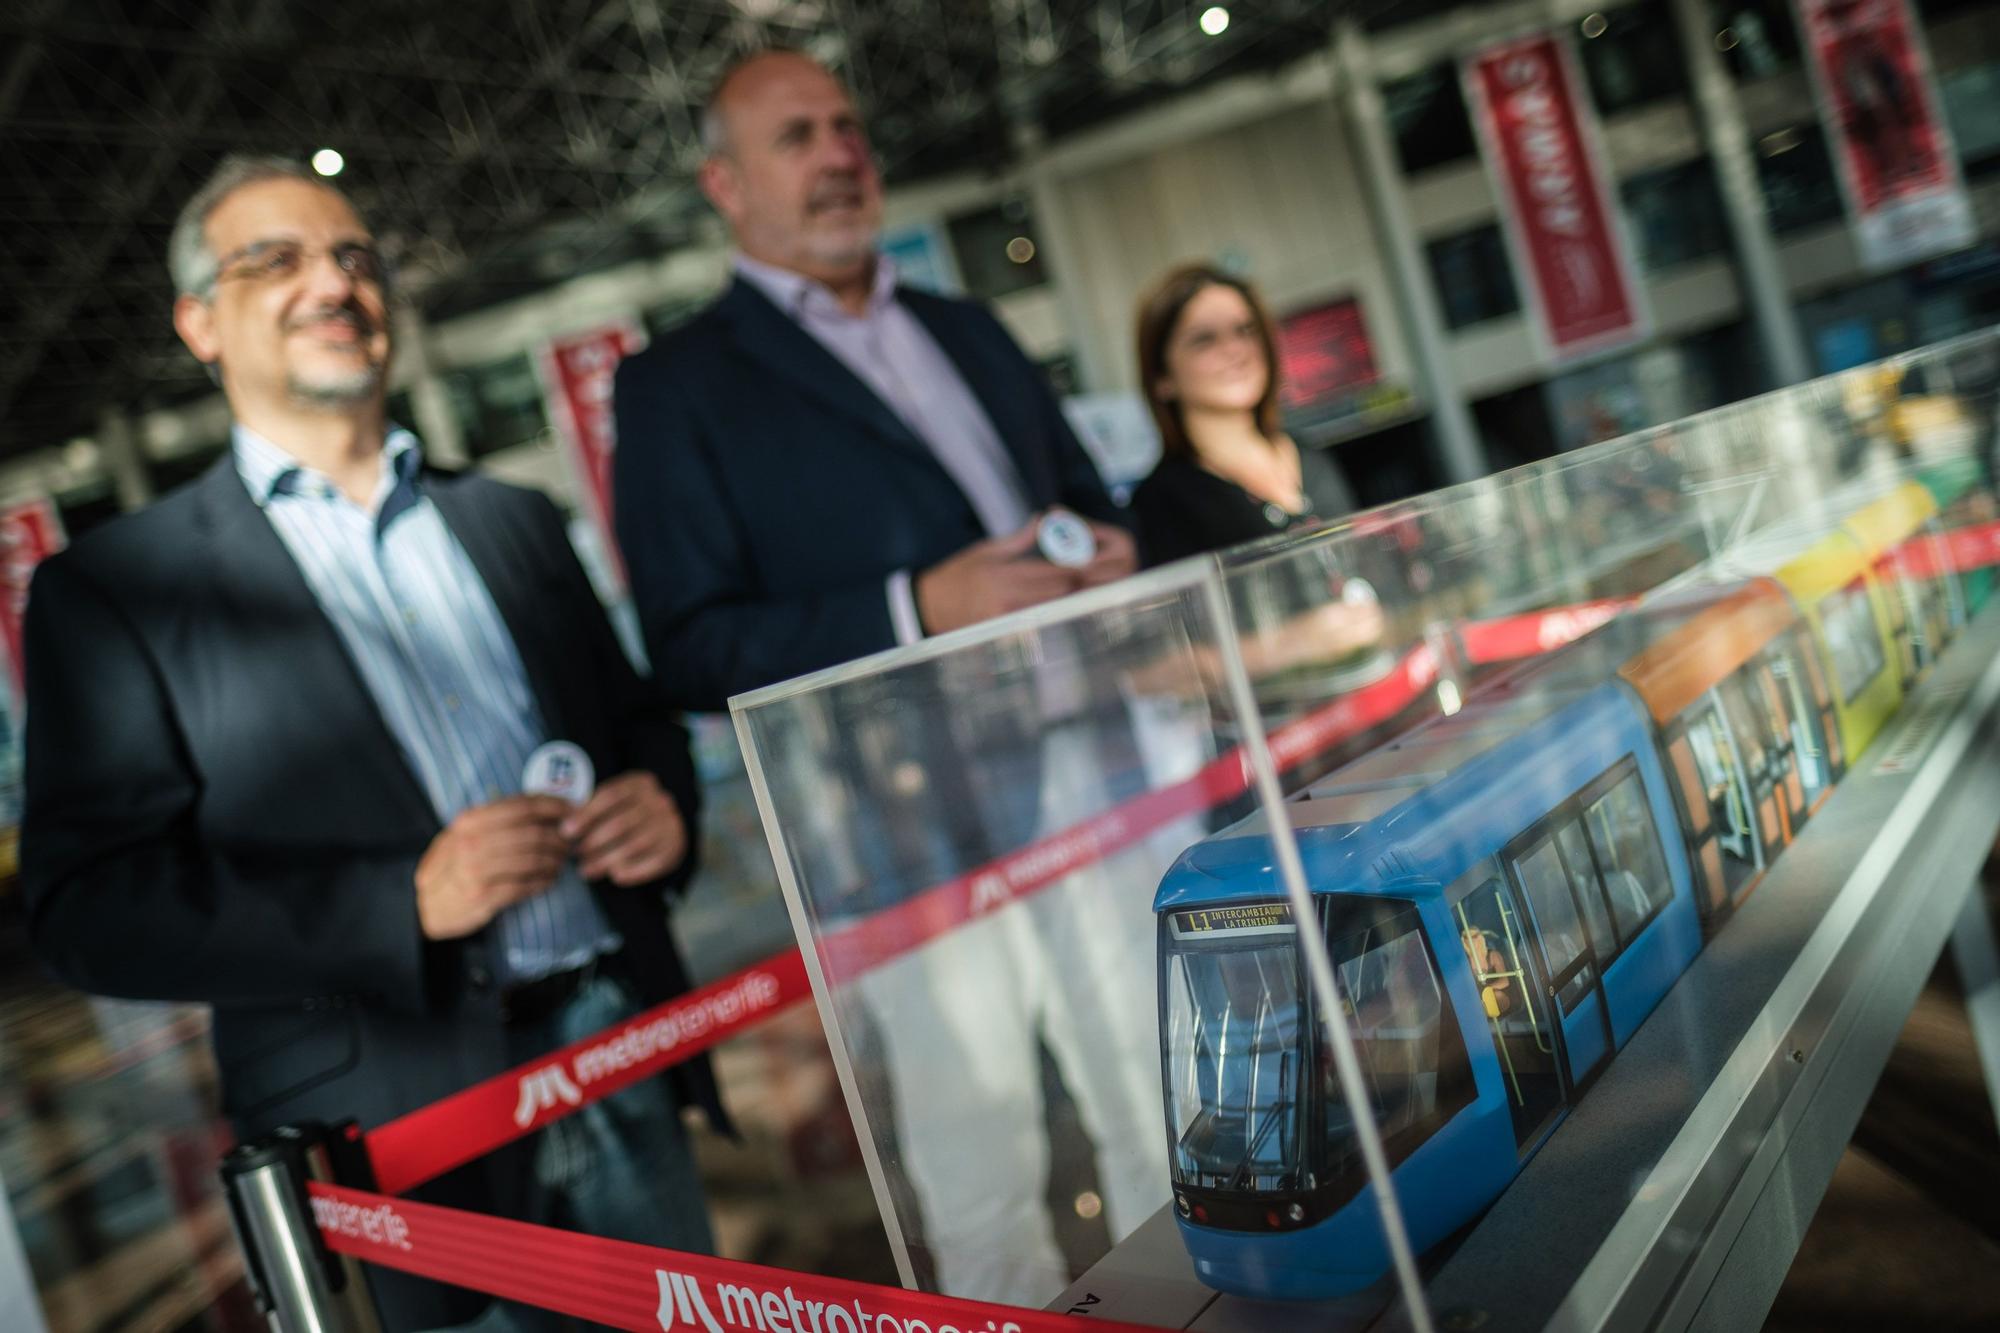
[1332,20,1486,485]
[1670,0,1813,387]
[96,407,154,512]
[393,307,471,467]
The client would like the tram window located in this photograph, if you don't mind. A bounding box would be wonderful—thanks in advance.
[1716,677,1770,774]
[1583,771,1674,941]
[1820,580,1887,705]
[1555,822,1618,956]
[1685,710,1751,849]
[1322,900,1475,1181]
[1162,945,1304,1190]
[1511,840,1597,1012]
[1791,627,1832,709]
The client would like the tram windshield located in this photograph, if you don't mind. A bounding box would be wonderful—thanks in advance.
[1161,896,1469,1202]
[1162,903,1306,1192]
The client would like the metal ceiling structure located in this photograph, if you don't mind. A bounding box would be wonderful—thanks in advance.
[0,0,1399,463]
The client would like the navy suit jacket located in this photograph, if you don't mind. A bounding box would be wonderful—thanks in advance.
[20,456,722,1330]
[611,277,1121,711]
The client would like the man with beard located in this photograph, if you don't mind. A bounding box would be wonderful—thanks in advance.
[612,52,1168,1307]
[611,48,1134,709]
[20,156,725,1332]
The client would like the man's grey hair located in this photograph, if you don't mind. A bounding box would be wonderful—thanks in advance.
[698,46,815,159]
[167,154,354,297]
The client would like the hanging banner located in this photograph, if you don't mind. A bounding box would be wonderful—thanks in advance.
[1464,32,1648,361]
[1795,0,1975,271]
[538,322,647,591]
[0,497,66,703]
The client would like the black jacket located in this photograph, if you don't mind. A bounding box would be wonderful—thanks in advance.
[20,454,723,1330]
[611,277,1121,711]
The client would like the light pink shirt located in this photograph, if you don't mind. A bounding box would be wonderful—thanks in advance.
[732,253,1031,643]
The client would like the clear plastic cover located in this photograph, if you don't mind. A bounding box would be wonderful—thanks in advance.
[732,330,2000,1325]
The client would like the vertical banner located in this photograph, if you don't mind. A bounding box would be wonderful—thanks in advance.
[0,498,66,703]
[537,323,647,591]
[1795,0,1975,271]
[1464,32,1648,361]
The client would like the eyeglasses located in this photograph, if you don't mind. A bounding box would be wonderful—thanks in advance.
[210,240,388,291]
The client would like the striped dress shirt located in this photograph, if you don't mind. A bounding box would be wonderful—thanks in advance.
[233,425,616,985]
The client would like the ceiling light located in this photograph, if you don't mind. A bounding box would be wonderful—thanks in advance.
[1580,13,1608,39]
[310,148,345,177]
[1715,27,1740,50]
[1199,7,1229,37]
[1005,236,1037,264]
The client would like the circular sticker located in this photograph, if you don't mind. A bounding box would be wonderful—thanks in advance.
[1340,576,1378,607]
[1036,508,1097,569]
[522,741,595,806]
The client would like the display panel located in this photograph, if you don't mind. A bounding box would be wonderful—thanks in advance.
[733,330,2000,1327]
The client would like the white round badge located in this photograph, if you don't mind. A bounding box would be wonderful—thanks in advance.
[522,741,595,806]
[1036,508,1097,569]
[1341,576,1378,607]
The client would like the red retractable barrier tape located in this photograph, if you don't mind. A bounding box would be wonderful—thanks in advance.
[367,952,813,1195]
[1456,597,1633,665]
[308,1181,1166,1333]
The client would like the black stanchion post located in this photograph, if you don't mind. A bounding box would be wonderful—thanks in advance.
[221,1122,383,1333]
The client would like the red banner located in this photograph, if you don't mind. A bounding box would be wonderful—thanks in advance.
[309,1181,1165,1333]
[539,324,647,589]
[0,497,65,703]
[366,953,813,1196]
[1796,0,1975,271]
[1464,33,1647,359]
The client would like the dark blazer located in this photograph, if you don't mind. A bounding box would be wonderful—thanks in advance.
[1132,445,1358,568]
[612,277,1122,712]
[19,455,723,1330]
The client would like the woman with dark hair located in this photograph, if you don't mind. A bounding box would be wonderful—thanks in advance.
[1130,263,1357,567]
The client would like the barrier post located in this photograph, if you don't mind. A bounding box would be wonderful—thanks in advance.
[221,1123,383,1333]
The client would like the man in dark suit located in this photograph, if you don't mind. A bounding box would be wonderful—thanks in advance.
[611,52,1174,1305]
[20,156,723,1332]
[611,49,1134,713]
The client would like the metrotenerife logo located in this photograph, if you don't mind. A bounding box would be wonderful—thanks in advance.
[512,1062,584,1127]
[654,1269,1028,1333]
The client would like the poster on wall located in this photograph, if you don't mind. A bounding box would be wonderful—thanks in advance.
[1463,32,1648,361]
[1795,0,1975,271]
[1273,297,1413,439]
[0,497,65,705]
[537,322,647,592]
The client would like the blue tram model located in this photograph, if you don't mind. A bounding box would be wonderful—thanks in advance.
[1152,481,1963,1300]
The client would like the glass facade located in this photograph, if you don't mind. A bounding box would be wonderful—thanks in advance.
[1621,159,1732,273]
[1426,225,1520,329]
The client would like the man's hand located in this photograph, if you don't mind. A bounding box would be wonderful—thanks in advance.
[561,771,689,887]
[1077,520,1137,589]
[415,796,571,940]
[914,522,1080,635]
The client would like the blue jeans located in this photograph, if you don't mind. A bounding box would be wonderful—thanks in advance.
[425,973,714,1332]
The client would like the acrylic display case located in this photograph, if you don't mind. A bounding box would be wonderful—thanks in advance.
[732,330,2000,1331]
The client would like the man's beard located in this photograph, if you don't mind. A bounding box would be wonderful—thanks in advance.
[287,362,384,409]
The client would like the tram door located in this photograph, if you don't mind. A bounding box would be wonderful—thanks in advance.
[1751,654,1811,833]
[1714,675,1788,852]
[1764,637,1833,808]
[1507,829,1615,1092]
[1788,625,1844,783]
[1662,698,1761,915]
